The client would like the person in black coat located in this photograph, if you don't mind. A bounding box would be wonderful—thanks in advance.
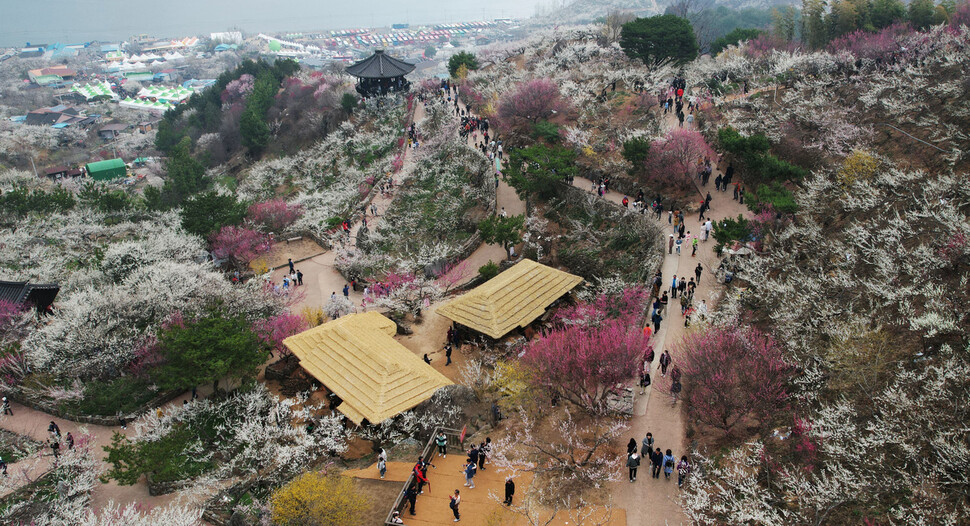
[504,477,515,505]
[651,447,664,478]
[404,484,418,515]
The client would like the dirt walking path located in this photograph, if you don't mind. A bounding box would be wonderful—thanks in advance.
[570,99,752,525]
[272,101,430,313]
[0,388,216,509]
[438,97,525,287]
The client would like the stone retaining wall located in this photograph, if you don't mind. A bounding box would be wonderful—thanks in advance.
[9,388,183,427]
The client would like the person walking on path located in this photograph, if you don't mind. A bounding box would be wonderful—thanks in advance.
[413,457,430,494]
[650,447,664,478]
[641,432,654,457]
[48,421,60,439]
[695,263,703,283]
[66,432,74,450]
[296,270,303,286]
[504,477,515,505]
[659,350,672,377]
[478,438,490,471]
[288,258,295,274]
[627,452,641,482]
[671,275,678,298]
[1,396,10,416]
[50,440,60,461]
[445,343,453,365]
[450,490,461,521]
[435,431,448,457]
[404,484,418,515]
[692,236,699,257]
[671,377,683,403]
[660,291,669,315]
[378,456,387,479]
[342,283,350,297]
[627,438,638,455]
[639,363,651,394]
[463,459,477,488]
[651,311,663,333]
[677,456,691,488]
[668,234,674,254]
[663,449,676,480]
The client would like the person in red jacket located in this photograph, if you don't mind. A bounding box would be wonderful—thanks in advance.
[413,457,430,494]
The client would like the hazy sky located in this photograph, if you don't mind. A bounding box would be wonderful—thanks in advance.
[1,0,547,47]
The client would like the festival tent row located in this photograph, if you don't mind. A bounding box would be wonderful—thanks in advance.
[283,312,452,426]
[70,81,118,101]
[137,85,193,104]
[437,259,584,339]
[120,98,174,112]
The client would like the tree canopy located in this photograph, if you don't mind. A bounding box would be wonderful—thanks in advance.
[620,15,699,66]
[271,472,367,526]
[447,51,479,77]
[156,309,269,391]
[146,136,209,210]
[709,27,765,55]
[505,144,577,201]
[478,214,525,258]
[180,191,248,239]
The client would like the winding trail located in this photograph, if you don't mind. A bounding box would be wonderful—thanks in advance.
[572,108,752,525]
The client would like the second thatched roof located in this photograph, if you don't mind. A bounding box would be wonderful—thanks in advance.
[436,259,583,339]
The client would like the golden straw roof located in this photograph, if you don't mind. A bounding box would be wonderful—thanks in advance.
[283,312,452,425]
[436,259,583,339]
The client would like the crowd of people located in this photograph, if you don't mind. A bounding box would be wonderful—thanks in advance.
[626,432,691,488]
[392,433,508,523]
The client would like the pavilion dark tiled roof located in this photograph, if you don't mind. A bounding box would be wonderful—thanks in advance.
[0,281,59,310]
[345,50,416,79]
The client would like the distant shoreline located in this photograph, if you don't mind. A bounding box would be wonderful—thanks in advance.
[0,0,533,48]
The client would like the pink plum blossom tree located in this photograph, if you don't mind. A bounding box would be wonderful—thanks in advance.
[210,225,272,270]
[521,319,650,415]
[496,78,570,135]
[254,313,309,355]
[221,74,255,104]
[643,129,717,190]
[671,326,793,435]
[0,299,23,331]
[248,199,303,233]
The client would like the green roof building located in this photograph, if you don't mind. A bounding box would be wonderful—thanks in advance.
[33,74,63,86]
[85,158,127,181]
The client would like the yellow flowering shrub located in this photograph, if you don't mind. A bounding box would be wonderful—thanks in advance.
[838,149,879,186]
[271,472,367,526]
[249,257,270,275]
[301,306,326,327]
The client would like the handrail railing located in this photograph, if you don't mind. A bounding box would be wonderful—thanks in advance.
[383,426,464,525]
